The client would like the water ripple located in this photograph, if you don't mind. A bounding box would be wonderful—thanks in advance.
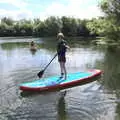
[65,83,117,120]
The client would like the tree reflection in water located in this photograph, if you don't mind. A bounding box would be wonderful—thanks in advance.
[57,91,67,120]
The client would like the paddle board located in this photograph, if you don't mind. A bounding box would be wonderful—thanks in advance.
[19,69,102,92]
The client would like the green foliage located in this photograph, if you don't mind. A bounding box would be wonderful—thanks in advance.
[0,16,105,37]
[44,16,62,36]
[86,18,106,36]
[100,0,120,42]
[78,19,89,37]
[61,16,78,36]
[0,16,93,37]
[34,22,48,37]
[0,0,120,45]
[1,17,14,26]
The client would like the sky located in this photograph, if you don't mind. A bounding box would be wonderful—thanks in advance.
[0,0,103,20]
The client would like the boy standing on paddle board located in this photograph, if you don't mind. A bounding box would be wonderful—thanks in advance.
[57,32,70,80]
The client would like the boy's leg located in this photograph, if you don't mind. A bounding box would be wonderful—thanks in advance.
[62,56,66,79]
[60,62,64,78]
[62,62,67,79]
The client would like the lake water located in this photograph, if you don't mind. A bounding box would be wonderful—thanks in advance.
[0,37,120,120]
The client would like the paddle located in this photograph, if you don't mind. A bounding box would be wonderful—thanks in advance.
[37,53,58,78]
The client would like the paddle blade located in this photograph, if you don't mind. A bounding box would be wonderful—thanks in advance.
[37,70,44,78]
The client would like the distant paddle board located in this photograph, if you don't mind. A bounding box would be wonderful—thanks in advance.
[19,69,102,92]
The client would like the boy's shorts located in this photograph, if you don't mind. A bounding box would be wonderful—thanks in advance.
[58,55,66,62]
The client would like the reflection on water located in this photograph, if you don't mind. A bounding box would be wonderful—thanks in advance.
[102,51,120,91]
[57,91,67,120]
[0,37,120,120]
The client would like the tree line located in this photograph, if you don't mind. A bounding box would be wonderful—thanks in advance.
[0,0,120,44]
[0,16,105,37]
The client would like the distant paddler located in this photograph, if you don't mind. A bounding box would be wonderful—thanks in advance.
[30,41,37,51]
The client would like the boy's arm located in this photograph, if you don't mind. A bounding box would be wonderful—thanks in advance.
[64,41,70,49]
[65,45,70,49]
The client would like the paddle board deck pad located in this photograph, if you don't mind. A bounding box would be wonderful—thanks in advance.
[19,69,102,92]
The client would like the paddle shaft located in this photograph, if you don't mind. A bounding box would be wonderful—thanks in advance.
[43,53,57,71]
[37,53,58,78]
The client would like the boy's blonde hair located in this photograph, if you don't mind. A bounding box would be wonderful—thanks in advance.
[57,32,64,38]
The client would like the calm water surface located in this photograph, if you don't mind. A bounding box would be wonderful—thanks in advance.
[0,37,120,120]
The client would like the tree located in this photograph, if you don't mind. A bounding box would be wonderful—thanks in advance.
[77,19,90,37]
[33,22,48,37]
[33,18,41,25]
[61,16,78,36]
[100,0,120,42]
[1,17,14,26]
[86,18,106,37]
[14,19,33,36]
[45,16,63,36]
